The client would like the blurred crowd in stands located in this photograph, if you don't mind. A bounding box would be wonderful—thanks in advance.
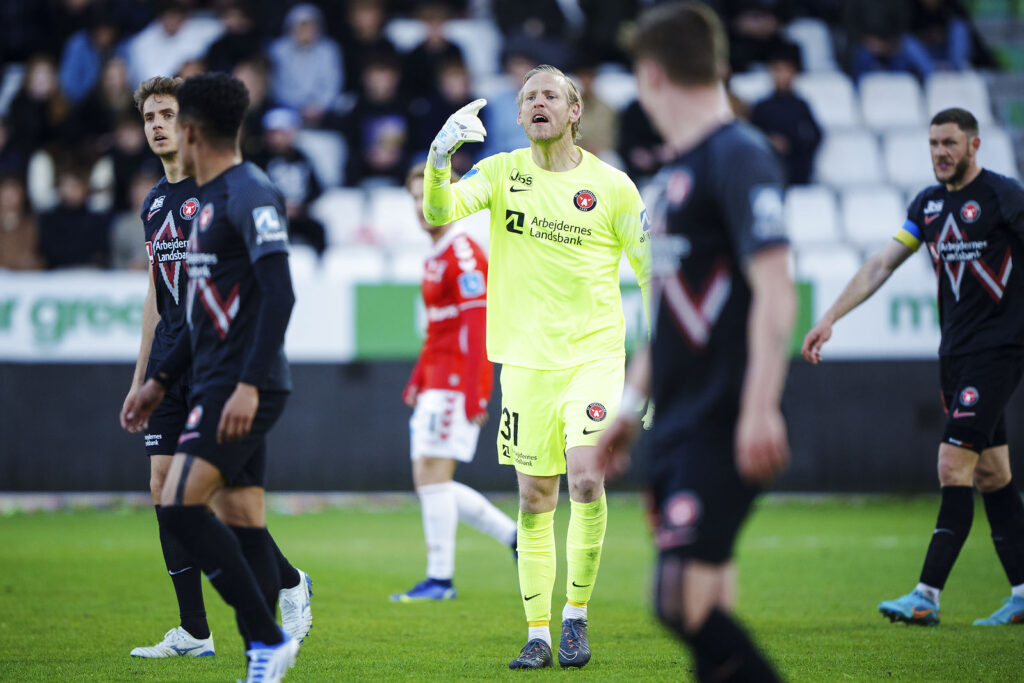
[0,0,998,271]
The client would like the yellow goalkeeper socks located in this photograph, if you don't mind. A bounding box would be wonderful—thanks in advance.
[565,493,607,607]
[518,509,556,627]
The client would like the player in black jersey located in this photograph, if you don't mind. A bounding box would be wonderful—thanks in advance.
[123,73,302,681]
[803,107,1024,627]
[120,77,313,660]
[600,3,794,681]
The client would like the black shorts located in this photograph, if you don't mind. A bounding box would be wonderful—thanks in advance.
[940,346,1024,453]
[643,425,760,565]
[177,384,289,487]
[144,368,191,457]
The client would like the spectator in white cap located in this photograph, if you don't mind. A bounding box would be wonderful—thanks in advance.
[269,3,343,128]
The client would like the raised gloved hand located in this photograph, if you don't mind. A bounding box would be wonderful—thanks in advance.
[428,98,487,169]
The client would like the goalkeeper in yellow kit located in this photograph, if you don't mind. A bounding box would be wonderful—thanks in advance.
[423,64,650,670]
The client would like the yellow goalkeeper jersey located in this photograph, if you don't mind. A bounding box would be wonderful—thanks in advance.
[424,146,651,370]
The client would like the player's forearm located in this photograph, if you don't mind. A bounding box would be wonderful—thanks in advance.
[741,252,796,412]
[422,163,455,227]
[821,252,896,326]
[624,343,651,398]
[131,278,160,388]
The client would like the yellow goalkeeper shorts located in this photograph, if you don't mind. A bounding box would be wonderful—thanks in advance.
[497,356,624,476]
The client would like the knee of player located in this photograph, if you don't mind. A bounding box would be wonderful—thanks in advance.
[936,451,977,486]
[975,467,1011,492]
[568,474,603,502]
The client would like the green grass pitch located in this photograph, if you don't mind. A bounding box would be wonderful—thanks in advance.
[1,495,1021,681]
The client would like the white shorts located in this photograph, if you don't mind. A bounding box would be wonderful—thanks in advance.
[409,389,481,462]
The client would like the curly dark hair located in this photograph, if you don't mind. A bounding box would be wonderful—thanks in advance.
[177,73,250,145]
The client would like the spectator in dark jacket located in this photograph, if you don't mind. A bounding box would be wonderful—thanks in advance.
[38,166,112,269]
[750,42,822,185]
[252,107,327,255]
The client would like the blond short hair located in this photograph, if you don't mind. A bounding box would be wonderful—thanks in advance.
[133,76,183,115]
[517,64,583,142]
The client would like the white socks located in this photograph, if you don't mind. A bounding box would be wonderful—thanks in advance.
[915,582,941,606]
[451,481,518,546]
[418,482,457,580]
[528,625,551,646]
[562,602,587,621]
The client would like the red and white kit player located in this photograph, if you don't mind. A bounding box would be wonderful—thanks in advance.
[391,163,517,603]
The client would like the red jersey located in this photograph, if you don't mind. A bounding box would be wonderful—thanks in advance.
[405,229,492,419]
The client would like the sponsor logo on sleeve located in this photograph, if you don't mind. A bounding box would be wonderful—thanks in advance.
[457,270,485,298]
[252,205,287,244]
[750,185,785,238]
[463,167,479,179]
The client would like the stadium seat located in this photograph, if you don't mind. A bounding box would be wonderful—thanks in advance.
[389,248,428,283]
[592,67,638,112]
[446,19,502,80]
[729,71,773,107]
[860,73,925,131]
[925,72,993,124]
[839,185,907,249]
[980,126,1020,179]
[794,72,859,130]
[794,243,862,282]
[784,18,839,72]
[310,188,368,246]
[0,63,24,117]
[322,245,386,283]
[295,129,347,189]
[784,185,841,246]
[382,17,426,52]
[288,243,320,278]
[367,185,431,251]
[814,130,883,187]
[882,128,935,191]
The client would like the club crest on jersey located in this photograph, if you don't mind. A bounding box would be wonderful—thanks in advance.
[961,200,981,223]
[586,402,607,422]
[147,195,166,220]
[574,189,597,212]
[198,203,214,232]
[180,197,200,220]
[185,405,203,430]
[664,169,692,207]
[960,386,979,406]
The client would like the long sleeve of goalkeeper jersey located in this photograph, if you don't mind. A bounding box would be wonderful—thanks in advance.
[422,157,495,226]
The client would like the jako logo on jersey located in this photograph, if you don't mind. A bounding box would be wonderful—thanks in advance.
[924,199,944,215]
[198,204,214,232]
[961,200,981,223]
[586,402,607,422]
[180,197,200,220]
[457,271,485,297]
[505,209,525,234]
[185,405,203,430]
[960,386,979,406]
[574,189,597,212]
[147,195,166,220]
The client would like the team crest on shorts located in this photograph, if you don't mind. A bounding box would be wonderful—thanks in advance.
[573,189,597,212]
[180,197,200,220]
[586,402,607,421]
[185,405,204,430]
[960,386,979,406]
